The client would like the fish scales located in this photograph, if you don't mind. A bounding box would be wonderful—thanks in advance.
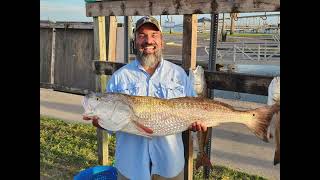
[132,97,250,130]
[82,92,279,141]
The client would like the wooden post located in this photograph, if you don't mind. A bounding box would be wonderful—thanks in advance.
[93,16,109,166]
[182,14,197,70]
[94,15,118,166]
[50,26,56,85]
[107,16,117,61]
[202,21,205,33]
[230,13,238,34]
[182,14,197,180]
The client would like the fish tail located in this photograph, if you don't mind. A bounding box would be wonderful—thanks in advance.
[274,147,280,165]
[273,112,280,165]
[195,152,213,170]
[247,104,280,142]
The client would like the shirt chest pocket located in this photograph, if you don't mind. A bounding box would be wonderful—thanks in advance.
[117,82,144,96]
[161,82,185,99]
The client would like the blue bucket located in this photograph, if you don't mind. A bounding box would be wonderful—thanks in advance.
[74,166,118,180]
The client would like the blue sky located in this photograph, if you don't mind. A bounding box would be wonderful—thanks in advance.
[40,0,92,22]
[40,0,279,25]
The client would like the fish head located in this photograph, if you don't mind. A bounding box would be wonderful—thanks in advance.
[82,92,122,114]
[82,92,103,116]
[82,92,131,131]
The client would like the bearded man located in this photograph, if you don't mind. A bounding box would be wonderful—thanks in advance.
[84,16,207,180]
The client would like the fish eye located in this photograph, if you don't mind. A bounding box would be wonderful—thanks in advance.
[252,113,255,116]
[96,97,99,100]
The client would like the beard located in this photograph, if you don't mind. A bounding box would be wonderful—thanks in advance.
[136,45,162,68]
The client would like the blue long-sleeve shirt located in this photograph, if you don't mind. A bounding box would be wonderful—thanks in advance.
[106,59,196,180]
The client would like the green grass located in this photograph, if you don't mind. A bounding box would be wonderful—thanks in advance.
[40,115,115,179]
[193,166,267,180]
[40,116,267,180]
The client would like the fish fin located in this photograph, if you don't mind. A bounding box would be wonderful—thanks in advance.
[273,112,280,165]
[248,104,280,142]
[132,120,154,134]
[195,152,213,170]
[267,126,273,140]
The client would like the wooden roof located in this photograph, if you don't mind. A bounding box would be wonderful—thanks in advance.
[85,0,280,17]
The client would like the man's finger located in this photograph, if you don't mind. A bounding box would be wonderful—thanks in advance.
[189,122,195,131]
[83,116,91,120]
[92,118,102,128]
[92,116,99,121]
[201,125,207,132]
[196,123,201,131]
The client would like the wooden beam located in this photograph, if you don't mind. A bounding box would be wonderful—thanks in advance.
[92,61,274,96]
[40,22,94,29]
[51,84,89,96]
[93,60,126,75]
[86,0,280,17]
[205,71,273,96]
[40,82,53,89]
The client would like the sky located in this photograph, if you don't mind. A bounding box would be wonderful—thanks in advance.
[40,0,280,25]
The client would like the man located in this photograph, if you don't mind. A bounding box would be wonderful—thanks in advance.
[84,16,207,180]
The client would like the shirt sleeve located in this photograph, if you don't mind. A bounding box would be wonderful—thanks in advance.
[106,74,118,93]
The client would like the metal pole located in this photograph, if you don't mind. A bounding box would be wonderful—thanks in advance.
[258,44,260,61]
[124,16,129,63]
[170,16,173,34]
[205,13,219,180]
[208,13,219,72]
[221,13,225,41]
[233,44,236,62]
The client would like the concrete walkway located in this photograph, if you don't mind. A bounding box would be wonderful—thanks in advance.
[40,88,280,180]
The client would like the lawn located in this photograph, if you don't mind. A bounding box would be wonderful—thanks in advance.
[40,115,267,180]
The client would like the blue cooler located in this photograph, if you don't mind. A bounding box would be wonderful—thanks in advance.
[74,166,117,180]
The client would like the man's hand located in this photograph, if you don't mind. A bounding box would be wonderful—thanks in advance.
[83,115,103,129]
[189,121,207,132]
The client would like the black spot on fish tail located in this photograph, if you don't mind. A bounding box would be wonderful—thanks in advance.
[247,104,279,142]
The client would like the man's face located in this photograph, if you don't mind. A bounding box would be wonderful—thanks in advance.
[135,23,163,68]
